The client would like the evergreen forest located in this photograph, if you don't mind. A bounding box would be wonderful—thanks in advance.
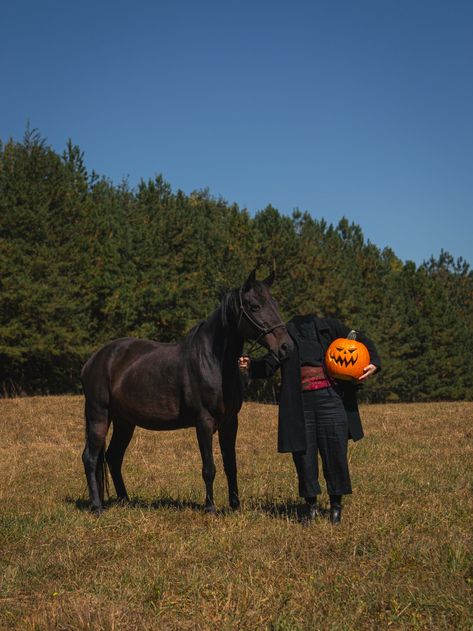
[1,130,472,402]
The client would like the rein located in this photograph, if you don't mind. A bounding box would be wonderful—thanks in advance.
[237,288,286,357]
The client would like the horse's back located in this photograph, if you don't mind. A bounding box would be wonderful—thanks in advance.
[81,337,190,426]
[81,333,239,429]
[81,338,162,405]
[82,338,157,380]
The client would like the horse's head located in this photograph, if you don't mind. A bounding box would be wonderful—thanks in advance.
[236,269,293,362]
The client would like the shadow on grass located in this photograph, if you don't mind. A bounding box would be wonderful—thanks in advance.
[65,495,328,523]
[65,494,210,514]
[246,497,328,524]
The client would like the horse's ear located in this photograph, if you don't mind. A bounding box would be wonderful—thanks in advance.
[243,268,257,291]
[262,270,275,287]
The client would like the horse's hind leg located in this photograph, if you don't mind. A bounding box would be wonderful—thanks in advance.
[218,414,240,510]
[196,416,217,513]
[82,402,110,514]
[106,421,135,502]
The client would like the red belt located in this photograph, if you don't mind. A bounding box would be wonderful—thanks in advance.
[301,365,332,391]
[301,377,332,391]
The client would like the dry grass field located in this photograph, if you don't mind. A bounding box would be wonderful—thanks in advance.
[0,396,472,630]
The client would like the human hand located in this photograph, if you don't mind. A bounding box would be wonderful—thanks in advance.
[358,363,377,381]
[238,356,251,372]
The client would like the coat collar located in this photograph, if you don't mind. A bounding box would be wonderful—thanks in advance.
[287,315,331,336]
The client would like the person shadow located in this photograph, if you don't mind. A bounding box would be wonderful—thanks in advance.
[245,497,330,524]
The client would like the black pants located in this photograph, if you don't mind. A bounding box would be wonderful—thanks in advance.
[292,388,352,497]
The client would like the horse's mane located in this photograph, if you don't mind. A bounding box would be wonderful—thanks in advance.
[219,288,239,330]
[181,288,239,349]
[183,320,206,345]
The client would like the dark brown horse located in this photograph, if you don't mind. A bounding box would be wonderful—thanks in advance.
[81,270,293,514]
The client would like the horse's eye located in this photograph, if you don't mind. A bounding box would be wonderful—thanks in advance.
[250,304,261,312]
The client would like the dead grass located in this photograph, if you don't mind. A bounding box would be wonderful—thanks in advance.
[0,397,472,630]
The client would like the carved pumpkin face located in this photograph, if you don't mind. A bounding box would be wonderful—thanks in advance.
[325,337,370,381]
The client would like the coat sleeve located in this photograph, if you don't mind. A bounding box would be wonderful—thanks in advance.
[355,330,381,371]
[249,353,281,379]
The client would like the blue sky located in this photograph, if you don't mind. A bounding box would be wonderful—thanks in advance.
[1,0,472,266]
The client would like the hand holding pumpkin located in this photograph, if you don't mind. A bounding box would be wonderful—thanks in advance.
[358,363,377,381]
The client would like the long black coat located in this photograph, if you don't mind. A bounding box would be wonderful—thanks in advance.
[250,315,381,453]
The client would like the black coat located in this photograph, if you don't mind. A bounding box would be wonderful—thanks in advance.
[250,315,381,453]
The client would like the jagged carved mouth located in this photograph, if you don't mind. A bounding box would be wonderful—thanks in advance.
[329,352,359,367]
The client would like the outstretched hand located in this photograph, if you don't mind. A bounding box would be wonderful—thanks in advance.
[358,363,377,381]
[238,356,251,372]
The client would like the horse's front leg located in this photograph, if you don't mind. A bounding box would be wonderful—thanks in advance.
[218,414,240,510]
[196,416,217,513]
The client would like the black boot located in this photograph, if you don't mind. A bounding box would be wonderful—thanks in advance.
[306,497,322,520]
[329,495,342,525]
[329,504,342,524]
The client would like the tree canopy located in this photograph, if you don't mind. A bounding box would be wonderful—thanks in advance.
[1,130,472,401]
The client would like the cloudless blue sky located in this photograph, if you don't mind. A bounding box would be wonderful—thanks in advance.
[1,0,472,266]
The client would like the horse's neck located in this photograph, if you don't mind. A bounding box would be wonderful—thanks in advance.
[198,308,243,369]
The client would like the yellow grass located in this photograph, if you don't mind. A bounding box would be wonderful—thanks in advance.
[0,397,472,630]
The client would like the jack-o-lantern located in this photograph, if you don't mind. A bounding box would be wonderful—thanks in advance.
[325,331,370,381]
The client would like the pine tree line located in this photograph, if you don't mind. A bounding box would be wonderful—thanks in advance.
[1,130,472,401]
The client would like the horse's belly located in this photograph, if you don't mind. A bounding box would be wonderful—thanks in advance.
[134,417,196,431]
[110,377,200,431]
[111,401,197,431]
[109,360,222,431]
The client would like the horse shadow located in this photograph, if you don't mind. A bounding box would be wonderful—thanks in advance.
[65,494,202,513]
[66,494,327,524]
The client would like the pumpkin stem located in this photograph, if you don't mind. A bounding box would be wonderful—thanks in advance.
[347,330,357,340]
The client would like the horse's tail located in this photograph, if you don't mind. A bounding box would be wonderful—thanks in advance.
[83,397,111,504]
[96,444,110,503]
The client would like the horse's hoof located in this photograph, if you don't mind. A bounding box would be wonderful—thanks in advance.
[204,504,217,515]
[230,501,240,511]
[91,506,104,517]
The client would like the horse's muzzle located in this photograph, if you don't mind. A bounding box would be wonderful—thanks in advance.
[277,338,294,362]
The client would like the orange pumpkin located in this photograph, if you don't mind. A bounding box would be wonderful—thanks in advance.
[325,331,370,381]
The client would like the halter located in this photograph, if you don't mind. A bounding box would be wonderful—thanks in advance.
[237,288,287,355]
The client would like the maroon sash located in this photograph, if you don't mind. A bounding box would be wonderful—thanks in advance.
[301,365,332,391]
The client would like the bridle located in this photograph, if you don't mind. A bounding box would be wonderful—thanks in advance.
[237,287,287,355]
